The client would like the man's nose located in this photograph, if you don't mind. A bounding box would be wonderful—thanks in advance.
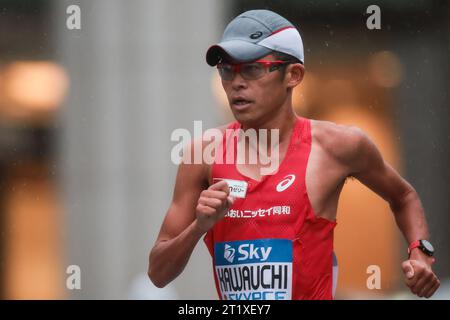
[231,72,248,90]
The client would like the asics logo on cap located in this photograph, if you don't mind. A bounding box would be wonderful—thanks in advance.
[250,31,263,39]
[276,174,296,192]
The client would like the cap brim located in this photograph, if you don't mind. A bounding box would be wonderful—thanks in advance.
[206,40,273,66]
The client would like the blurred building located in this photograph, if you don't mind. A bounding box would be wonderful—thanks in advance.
[0,0,449,299]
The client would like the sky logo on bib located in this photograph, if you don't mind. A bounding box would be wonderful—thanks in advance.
[276,174,296,192]
[221,243,272,264]
[214,239,293,300]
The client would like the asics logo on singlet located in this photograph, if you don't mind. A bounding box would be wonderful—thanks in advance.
[224,244,236,263]
[276,174,296,192]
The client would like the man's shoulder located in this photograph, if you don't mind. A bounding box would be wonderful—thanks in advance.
[311,119,368,163]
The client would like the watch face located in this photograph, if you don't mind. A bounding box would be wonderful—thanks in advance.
[421,240,434,253]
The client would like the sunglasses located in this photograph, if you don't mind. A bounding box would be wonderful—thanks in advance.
[217,60,292,81]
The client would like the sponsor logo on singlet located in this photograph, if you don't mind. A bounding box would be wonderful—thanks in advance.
[224,244,236,263]
[214,239,292,300]
[225,205,291,219]
[276,174,296,192]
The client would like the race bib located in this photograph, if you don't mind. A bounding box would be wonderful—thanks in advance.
[214,238,293,300]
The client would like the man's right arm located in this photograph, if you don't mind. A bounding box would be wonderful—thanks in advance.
[148,143,232,288]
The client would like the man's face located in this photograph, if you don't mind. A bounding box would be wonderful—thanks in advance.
[220,54,292,126]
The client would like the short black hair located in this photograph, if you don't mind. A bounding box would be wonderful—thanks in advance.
[271,51,302,64]
[270,51,302,80]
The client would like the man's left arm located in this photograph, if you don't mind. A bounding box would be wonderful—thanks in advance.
[344,127,440,298]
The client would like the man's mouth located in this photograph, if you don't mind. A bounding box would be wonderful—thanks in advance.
[231,97,253,110]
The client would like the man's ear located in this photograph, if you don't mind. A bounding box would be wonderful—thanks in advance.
[285,63,305,88]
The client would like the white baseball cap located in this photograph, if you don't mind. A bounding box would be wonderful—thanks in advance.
[206,9,304,66]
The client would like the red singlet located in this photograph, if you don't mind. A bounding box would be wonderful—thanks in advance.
[204,116,337,300]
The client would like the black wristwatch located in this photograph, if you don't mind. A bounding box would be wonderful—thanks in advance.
[408,240,435,257]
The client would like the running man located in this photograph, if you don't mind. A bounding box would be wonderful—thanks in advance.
[148,10,439,299]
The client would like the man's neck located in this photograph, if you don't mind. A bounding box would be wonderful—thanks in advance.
[236,105,297,174]
[240,105,297,144]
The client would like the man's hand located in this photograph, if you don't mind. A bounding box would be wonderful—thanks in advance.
[402,250,440,298]
[194,180,234,234]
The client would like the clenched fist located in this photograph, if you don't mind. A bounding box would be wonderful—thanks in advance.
[402,253,440,298]
[195,180,234,234]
